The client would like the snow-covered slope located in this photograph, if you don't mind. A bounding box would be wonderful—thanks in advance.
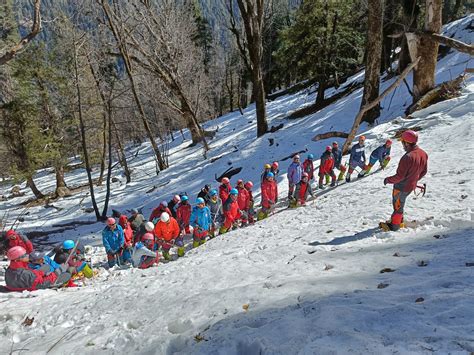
[0,15,473,355]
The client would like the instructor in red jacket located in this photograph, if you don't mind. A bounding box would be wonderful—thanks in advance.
[383,130,428,231]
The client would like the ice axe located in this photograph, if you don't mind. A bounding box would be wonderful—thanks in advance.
[414,183,426,197]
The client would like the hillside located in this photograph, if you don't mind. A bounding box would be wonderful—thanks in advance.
[0,14,473,355]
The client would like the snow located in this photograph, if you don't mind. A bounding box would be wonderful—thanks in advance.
[0,15,473,355]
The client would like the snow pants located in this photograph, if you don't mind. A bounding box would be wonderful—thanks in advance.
[348,160,367,174]
[193,228,208,243]
[288,183,296,198]
[391,188,411,227]
[139,254,159,269]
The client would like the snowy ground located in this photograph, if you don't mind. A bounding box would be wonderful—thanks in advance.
[0,15,473,355]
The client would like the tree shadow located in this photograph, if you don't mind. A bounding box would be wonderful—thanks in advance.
[308,227,381,246]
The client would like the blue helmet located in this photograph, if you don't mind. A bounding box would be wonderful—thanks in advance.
[230,188,239,195]
[209,189,218,197]
[266,172,274,178]
[181,195,189,202]
[196,197,205,204]
[63,240,75,250]
[308,154,314,160]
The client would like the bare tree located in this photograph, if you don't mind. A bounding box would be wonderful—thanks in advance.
[0,0,42,65]
[360,0,384,125]
[235,0,269,137]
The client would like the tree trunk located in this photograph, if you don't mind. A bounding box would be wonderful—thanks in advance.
[253,72,268,137]
[27,176,44,199]
[101,100,113,218]
[113,120,131,183]
[316,80,326,104]
[73,37,101,221]
[54,165,70,198]
[97,113,107,186]
[412,0,442,102]
[360,0,384,125]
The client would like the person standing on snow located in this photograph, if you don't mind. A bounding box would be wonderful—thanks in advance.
[236,179,250,225]
[220,188,241,234]
[207,189,223,237]
[129,208,145,233]
[319,146,337,188]
[290,172,314,207]
[131,233,160,268]
[363,139,392,175]
[271,162,280,177]
[346,136,367,182]
[5,246,71,292]
[244,181,256,224]
[176,195,192,235]
[154,212,181,260]
[102,217,125,267]
[149,201,172,225]
[219,177,232,202]
[119,215,134,259]
[382,130,428,231]
[331,141,347,181]
[258,172,278,220]
[3,230,34,254]
[287,155,303,199]
[302,154,315,181]
[190,198,212,248]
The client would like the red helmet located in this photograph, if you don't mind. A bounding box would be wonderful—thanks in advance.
[272,161,279,169]
[400,130,418,144]
[7,246,27,261]
[237,179,243,186]
[244,181,253,189]
[386,139,392,146]
[302,172,309,178]
[142,233,154,241]
[221,177,230,184]
[5,230,17,239]
[326,146,332,152]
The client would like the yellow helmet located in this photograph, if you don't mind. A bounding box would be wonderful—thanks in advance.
[264,164,271,169]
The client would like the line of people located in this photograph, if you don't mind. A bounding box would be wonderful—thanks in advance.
[2,130,426,291]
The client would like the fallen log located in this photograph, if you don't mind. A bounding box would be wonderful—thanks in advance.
[312,131,349,142]
[342,57,421,155]
[405,74,465,115]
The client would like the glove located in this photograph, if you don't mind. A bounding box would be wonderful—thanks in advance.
[383,178,388,186]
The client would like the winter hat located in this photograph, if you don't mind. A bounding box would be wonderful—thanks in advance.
[5,230,17,239]
[7,246,27,261]
[29,251,45,262]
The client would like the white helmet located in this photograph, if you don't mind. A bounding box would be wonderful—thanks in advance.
[145,221,154,232]
[160,212,170,223]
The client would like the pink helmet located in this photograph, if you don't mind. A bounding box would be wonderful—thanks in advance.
[142,233,154,241]
[302,172,309,178]
[7,246,27,260]
[106,217,116,226]
[386,139,393,146]
[326,145,332,152]
[173,195,181,203]
[244,181,253,190]
[272,161,279,169]
[237,179,243,186]
[221,177,230,184]
[401,130,418,144]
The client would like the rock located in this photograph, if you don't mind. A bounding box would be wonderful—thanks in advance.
[111,177,120,183]
[380,268,396,273]
[415,297,425,303]
[83,207,95,213]
[377,283,389,289]
[55,187,71,198]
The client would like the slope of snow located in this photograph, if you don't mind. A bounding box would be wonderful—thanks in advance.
[0,15,473,355]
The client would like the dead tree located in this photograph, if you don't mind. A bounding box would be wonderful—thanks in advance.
[342,57,420,155]
[0,0,42,65]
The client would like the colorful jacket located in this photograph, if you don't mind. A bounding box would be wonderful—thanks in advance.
[5,261,58,292]
[219,183,231,202]
[302,159,315,180]
[287,162,303,185]
[349,143,366,164]
[293,181,314,202]
[154,217,180,242]
[223,196,240,223]
[119,215,134,248]
[370,144,391,164]
[332,147,343,167]
[237,186,250,210]
[176,203,192,228]
[207,197,223,223]
[102,225,125,254]
[261,179,278,209]
[190,206,212,231]
[319,151,335,174]
[149,206,172,224]
[385,145,428,192]
[131,243,158,268]
[5,230,34,254]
